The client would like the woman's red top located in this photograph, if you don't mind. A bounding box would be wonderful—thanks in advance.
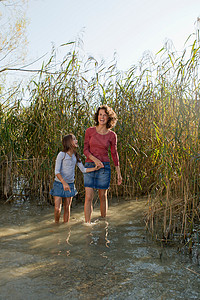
[83,127,119,166]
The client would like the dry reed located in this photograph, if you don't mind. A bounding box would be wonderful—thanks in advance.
[0,37,199,243]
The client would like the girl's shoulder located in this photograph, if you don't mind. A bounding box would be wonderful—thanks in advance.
[57,151,67,159]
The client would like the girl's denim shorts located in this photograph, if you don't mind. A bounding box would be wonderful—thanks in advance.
[84,162,111,189]
[50,181,78,198]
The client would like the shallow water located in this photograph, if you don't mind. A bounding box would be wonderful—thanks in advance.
[0,198,199,300]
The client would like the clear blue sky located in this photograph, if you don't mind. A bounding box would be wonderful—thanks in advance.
[24,0,200,73]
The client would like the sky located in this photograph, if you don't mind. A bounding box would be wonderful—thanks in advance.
[6,0,200,84]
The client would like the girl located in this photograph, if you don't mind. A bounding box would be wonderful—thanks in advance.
[50,134,101,223]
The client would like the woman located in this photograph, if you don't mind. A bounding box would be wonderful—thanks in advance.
[83,105,122,223]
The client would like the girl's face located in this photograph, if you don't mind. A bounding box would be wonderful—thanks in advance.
[71,135,78,148]
[98,109,109,126]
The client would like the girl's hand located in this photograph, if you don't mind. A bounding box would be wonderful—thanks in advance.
[63,182,71,192]
[94,165,104,170]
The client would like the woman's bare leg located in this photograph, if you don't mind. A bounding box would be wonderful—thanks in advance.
[84,187,94,223]
[98,189,108,218]
[54,196,62,223]
[63,197,72,223]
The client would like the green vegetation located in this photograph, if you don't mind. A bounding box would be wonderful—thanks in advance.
[0,36,199,244]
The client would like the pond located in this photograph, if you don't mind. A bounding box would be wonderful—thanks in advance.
[0,198,199,300]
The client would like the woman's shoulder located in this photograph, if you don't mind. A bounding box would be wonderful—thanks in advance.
[85,126,96,134]
[108,129,117,137]
[86,126,95,131]
[107,130,117,143]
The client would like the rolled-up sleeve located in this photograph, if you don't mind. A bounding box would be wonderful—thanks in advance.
[77,161,87,173]
[110,133,119,166]
[55,152,64,175]
[83,128,92,158]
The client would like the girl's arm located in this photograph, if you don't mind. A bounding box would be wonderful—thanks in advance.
[54,152,71,192]
[77,161,103,173]
[56,173,71,192]
[86,165,103,172]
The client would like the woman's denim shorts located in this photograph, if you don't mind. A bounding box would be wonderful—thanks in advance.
[84,162,111,189]
[50,181,78,198]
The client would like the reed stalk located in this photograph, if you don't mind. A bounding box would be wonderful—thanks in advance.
[0,36,199,243]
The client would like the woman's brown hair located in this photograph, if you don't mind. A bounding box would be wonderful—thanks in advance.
[62,134,81,162]
[94,105,118,129]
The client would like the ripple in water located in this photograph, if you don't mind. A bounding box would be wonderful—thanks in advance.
[0,199,199,299]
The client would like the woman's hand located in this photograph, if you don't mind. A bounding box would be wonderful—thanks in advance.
[93,158,104,168]
[94,165,104,170]
[117,173,122,185]
[115,166,122,185]
[88,154,104,168]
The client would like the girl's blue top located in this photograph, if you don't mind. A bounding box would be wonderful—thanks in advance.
[54,152,87,183]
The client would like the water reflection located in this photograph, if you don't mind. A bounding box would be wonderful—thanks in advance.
[0,199,199,299]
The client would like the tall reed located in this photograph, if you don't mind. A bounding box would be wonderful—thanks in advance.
[0,37,199,243]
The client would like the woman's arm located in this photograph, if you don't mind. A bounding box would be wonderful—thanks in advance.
[115,165,122,185]
[110,132,120,166]
[87,154,104,168]
[110,133,122,185]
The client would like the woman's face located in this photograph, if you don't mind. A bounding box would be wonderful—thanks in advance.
[71,135,78,148]
[98,109,109,126]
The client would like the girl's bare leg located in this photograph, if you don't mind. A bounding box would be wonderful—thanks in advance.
[84,187,94,223]
[54,196,62,223]
[63,197,72,223]
[98,189,108,218]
